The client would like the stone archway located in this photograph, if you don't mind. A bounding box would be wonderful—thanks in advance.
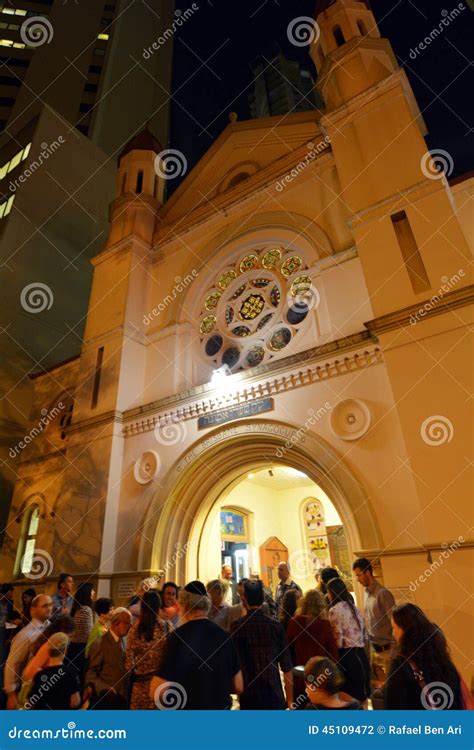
[138,419,381,584]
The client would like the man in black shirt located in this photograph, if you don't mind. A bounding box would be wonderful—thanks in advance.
[231,579,293,710]
[150,581,243,709]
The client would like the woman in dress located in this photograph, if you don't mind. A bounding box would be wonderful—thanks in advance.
[326,577,370,703]
[69,582,95,688]
[287,590,338,667]
[125,590,170,710]
[385,603,463,709]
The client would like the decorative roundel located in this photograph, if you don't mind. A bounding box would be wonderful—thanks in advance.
[329,399,371,441]
[134,451,161,484]
[200,246,316,371]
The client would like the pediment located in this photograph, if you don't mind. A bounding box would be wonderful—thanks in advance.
[158,111,325,226]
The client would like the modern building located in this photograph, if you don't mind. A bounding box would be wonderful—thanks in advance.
[0,0,175,540]
[249,45,323,118]
[1,0,473,692]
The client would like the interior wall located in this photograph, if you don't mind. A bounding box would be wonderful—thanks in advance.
[196,474,342,594]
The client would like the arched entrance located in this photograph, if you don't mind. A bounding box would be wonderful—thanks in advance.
[139,419,381,587]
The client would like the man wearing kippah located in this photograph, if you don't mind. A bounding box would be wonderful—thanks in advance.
[150,581,243,709]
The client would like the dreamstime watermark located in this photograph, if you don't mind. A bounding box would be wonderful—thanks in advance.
[288,549,315,579]
[154,149,188,180]
[287,16,320,47]
[143,270,198,326]
[421,681,454,710]
[143,4,199,59]
[275,137,331,192]
[154,681,188,710]
[21,549,54,580]
[20,16,54,47]
[9,402,65,458]
[409,4,466,59]
[8,725,127,740]
[409,536,464,592]
[154,419,187,446]
[20,282,54,313]
[420,148,454,180]
[290,667,331,710]
[276,402,331,459]
[409,269,465,325]
[9,138,65,192]
[420,415,454,446]
[143,541,194,592]
[24,668,65,709]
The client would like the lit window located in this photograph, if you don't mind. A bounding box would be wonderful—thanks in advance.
[7,149,22,172]
[2,8,15,15]
[0,202,6,219]
[0,22,7,29]
[20,507,40,576]
[16,9,28,16]
[0,39,13,47]
[97,33,109,40]
[13,42,25,49]
[0,161,10,179]
[4,194,15,215]
[22,142,31,160]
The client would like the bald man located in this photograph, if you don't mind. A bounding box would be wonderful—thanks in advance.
[4,594,53,709]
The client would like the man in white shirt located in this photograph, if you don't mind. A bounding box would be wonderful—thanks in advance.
[206,580,242,631]
[4,594,53,709]
[220,564,239,605]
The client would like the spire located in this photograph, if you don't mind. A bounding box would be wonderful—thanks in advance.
[118,124,163,164]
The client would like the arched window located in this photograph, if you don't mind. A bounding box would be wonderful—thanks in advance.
[357,19,367,35]
[18,506,40,577]
[228,172,249,189]
[333,25,345,47]
[136,170,144,194]
[303,498,330,570]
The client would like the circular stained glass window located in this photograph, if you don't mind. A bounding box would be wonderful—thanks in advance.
[290,275,312,297]
[232,325,251,337]
[262,247,282,269]
[281,255,302,277]
[205,334,223,356]
[230,283,246,301]
[270,285,281,307]
[257,312,273,330]
[246,346,265,367]
[239,254,259,273]
[218,270,237,290]
[287,303,309,325]
[200,315,216,334]
[205,291,221,310]
[222,347,240,368]
[269,327,291,351]
[239,293,265,320]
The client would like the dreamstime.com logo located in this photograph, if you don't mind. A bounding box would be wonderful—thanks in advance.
[409,269,465,325]
[421,681,454,710]
[154,149,188,180]
[8,724,126,740]
[20,16,54,47]
[143,4,199,58]
[408,4,466,60]
[20,282,54,313]
[154,419,187,446]
[143,270,198,325]
[154,681,188,709]
[420,415,454,446]
[9,402,65,458]
[9,138,65,193]
[276,402,331,459]
[287,16,320,47]
[420,148,454,180]
[276,137,331,192]
[143,541,194,592]
[21,549,54,580]
[409,536,464,592]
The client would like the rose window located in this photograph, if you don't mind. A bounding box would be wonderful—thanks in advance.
[199,246,315,371]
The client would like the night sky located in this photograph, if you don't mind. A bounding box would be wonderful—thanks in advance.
[169,0,474,187]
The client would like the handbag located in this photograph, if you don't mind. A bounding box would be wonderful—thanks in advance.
[408,659,472,710]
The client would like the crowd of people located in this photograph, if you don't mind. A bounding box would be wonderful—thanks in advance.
[0,558,470,711]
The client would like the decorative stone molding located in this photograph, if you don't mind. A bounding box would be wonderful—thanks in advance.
[123,334,383,437]
[330,398,372,441]
[133,451,161,484]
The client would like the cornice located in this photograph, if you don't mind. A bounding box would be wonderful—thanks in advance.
[365,285,474,335]
[122,331,382,436]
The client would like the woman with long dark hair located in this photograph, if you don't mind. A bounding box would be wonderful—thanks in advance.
[279,588,301,631]
[69,583,95,687]
[385,603,463,709]
[326,577,370,703]
[125,590,170,709]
